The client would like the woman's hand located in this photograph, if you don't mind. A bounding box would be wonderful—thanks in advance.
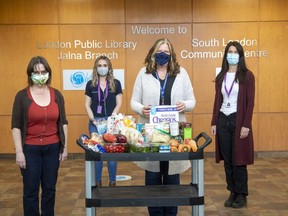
[142,105,151,117]
[176,102,186,113]
[59,147,68,161]
[240,127,250,139]
[16,152,26,169]
[211,125,216,136]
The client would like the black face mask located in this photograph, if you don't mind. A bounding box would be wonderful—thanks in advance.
[155,52,170,66]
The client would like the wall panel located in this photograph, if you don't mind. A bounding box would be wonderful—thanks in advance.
[0,117,15,153]
[126,0,192,23]
[193,0,258,22]
[259,22,288,112]
[58,0,125,23]
[260,0,288,21]
[258,114,288,151]
[64,116,89,153]
[0,0,58,24]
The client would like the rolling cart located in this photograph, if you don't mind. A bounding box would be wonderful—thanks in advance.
[76,132,212,216]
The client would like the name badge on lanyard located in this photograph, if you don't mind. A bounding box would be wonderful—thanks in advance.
[155,72,168,105]
[97,80,108,114]
[224,74,236,107]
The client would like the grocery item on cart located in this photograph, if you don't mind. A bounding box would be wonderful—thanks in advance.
[80,134,106,153]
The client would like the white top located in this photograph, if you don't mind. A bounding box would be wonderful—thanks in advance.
[220,72,239,115]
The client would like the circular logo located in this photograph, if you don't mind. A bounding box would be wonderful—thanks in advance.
[70,71,85,88]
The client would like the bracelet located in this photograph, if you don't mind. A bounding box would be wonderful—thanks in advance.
[90,118,95,122]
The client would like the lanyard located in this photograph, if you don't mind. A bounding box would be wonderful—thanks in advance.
[155,72,168,105]
[224,74,236,98]
[97,80,108,103]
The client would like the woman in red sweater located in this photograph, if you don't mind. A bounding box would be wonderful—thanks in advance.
[11,56,68,216]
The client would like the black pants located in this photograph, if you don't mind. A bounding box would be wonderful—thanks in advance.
[217,112,248,196]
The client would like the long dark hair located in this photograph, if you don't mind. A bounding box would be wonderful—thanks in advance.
[26,56,52,86]
[144,38,180,76]
[216,41,249,84]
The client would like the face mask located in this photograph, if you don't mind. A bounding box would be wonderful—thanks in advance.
[31,73,49,86]
[97,67,109,76]
[155,52,171,66]
[226,53,239,65]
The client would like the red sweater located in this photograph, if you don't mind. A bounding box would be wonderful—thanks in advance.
[26,88,60,145]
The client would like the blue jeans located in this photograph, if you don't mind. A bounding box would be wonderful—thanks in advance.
[21,143,60,216]
[89,117,117,183]
[145,161,180,216]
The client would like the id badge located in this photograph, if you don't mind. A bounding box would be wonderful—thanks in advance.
[97,105,102,114]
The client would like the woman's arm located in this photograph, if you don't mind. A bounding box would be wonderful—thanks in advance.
[84,95,95,121]
[12,128,26,168]
[59,124,68,161]
[112,93,123,114]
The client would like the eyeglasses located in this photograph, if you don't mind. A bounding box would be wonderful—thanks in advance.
[32,70,48,75]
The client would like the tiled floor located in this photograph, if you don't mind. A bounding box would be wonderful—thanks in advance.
[0,155,287,216]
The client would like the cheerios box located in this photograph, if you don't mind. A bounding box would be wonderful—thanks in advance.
[149,105,179,124]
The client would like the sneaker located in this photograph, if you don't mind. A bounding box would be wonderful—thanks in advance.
[109,181,116,187]
[231,194,247,208]
[96,181,102,187]
[224,192,236,207]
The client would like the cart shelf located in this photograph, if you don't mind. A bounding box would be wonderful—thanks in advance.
[87,184,203,207]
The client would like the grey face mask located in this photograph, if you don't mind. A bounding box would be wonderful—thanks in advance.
[97,67,109,76]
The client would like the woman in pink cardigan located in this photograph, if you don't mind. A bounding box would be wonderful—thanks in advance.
[211,41,255,209]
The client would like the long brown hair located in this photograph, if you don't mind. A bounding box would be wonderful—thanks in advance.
[216,41,250,84]
[90,55,116,92]
[144,38,180,77]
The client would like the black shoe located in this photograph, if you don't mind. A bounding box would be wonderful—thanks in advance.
[224,192,236,207]
[231,194,247,208]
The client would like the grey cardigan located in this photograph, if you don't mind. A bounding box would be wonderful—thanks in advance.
[130,67,196,174]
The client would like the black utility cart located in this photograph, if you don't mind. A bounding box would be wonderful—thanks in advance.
[76,132,212,216]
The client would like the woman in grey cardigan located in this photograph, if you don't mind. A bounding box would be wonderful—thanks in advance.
[130,38,196,216]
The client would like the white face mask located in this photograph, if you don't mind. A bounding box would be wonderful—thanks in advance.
[31,73,49,86]
[97,67,109,76]
[226,53,239,65]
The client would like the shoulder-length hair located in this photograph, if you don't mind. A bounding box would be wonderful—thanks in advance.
[91,55,116,92]
[144,38,180,77]
[216,41,250,84]
[26,56,52,86]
